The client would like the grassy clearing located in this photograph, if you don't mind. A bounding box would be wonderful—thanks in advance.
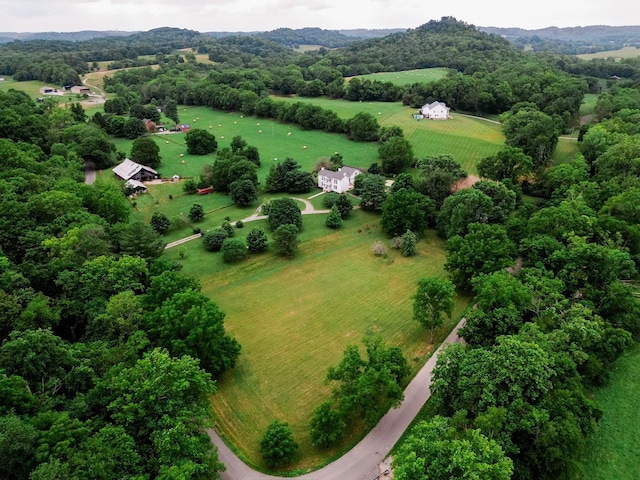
[573,343,640,479]
[163,211,469,470]
[349,68,450,86]
[577,46,640,60]
[551,137,581,165]
[580,93,599,117]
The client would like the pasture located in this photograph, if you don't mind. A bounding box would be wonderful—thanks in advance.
[577,46,640,60]
[273,96,505,173]
[348,68,450,85]
[573,343,640,480]
[163,210,469,469]
[114,105,380,183]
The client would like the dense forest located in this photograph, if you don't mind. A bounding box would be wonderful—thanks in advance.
[1,17,640,479]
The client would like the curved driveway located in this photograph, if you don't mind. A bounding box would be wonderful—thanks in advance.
[208,318,466,480]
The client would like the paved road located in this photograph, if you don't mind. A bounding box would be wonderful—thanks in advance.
[208,318,466,480]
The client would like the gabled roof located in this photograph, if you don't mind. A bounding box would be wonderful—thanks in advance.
[112,158,158,181]
[125,179,147,190]
[340,166,362,177]
[318,168,349,181]
[423,101,449,111]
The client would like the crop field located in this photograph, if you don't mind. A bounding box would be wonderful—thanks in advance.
[348,67,450,85]
[163,210,469,469]
[573,343,640,480]
[577,46,640,60]
[273,96,505,173]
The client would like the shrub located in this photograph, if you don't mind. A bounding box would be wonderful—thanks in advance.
[401,230,418,257]
[259,421,298,468]
[326,205,343,229]
[391,236,402,249]
[235,220,244,229]
[202,228,228,252]
[150,212,171,235]
[189,203,204,222]
[220,220,234,238]
[221,238,247,263]
[247,228,268,253]
[183,179,198,194]
[372,241,388,256]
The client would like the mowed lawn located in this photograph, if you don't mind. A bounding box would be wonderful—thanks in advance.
[163,210,469,470]
[577,46,640,60]
[349,67,450,85]
[273,96,505,174]
[573,343,640,480]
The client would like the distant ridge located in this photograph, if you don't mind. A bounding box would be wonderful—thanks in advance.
[0,30,137,43]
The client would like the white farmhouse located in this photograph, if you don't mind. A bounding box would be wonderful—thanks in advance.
[419,101,451,120]
[318,166,362,194]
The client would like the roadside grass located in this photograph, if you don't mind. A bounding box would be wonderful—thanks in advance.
[272,96,505,174]
[577,46,640,60]
[163,210,469,470]
[572,343,640,480]
[348,68,450,85]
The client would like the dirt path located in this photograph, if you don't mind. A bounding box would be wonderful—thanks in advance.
[209,318,466,480]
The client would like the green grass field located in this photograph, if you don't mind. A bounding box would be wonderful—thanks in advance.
[163,210,469,470]
[573,343,640,479]
[348,68,450,86]
[272,96,505,174]
[113,106,380,184]
[577,46,640,60]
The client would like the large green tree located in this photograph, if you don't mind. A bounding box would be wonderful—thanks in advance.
[130,136,161,169]
[381,188,435,237]
[445,223,517,291]
[267,197,303,232]
[144,290,240,377]
[185,128,218,155]
[393,416,513,480]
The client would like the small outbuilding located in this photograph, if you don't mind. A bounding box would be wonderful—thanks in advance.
[70,85,91,95]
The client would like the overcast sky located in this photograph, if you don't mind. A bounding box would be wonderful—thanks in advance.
[0,0,637,33]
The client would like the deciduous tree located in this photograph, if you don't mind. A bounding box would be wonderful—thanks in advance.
[413,277,455,343]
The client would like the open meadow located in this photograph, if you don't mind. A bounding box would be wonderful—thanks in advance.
[273,95,505,173]
[163,210,470,470]
[577,46,640,60]
[348,67,450,85]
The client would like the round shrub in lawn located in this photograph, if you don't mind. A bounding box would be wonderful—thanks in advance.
[150,212,171,235]
[220,220,234,238]
[202,228,229,252]
[230,178,257,207]
[235,220,244,229]
[268,197,302,232]
[185,128,218,155]
[221,238,247,263]
[247,227,268,253]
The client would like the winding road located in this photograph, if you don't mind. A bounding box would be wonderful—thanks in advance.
[208,318,466,480]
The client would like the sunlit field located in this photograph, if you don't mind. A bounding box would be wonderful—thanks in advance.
[163,210,470,470]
